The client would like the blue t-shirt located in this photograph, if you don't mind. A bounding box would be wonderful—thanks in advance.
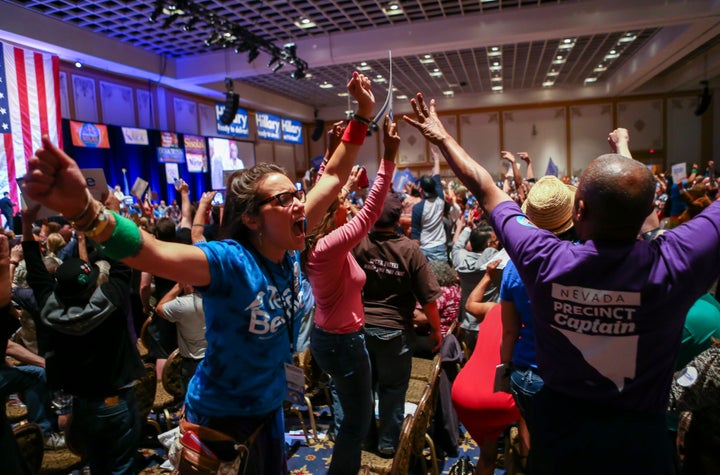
[186,240,305,417]
[500,260,536,369]
[490,200,720,414]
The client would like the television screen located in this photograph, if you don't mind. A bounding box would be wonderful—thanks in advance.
[209,137,255,189]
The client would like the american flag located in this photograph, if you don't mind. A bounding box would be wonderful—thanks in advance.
[0,42,62,206]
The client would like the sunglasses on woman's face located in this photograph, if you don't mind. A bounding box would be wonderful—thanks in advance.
[258,189,306,208]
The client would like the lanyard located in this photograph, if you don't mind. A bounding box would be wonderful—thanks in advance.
[256,251,296,353]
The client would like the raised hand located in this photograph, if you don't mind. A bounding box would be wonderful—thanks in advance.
[23,136,89,218]
[344,166,362,194]
[402,94,450,146]
[608,128,630,154]
[518,152,531,164]
[326,121,346,159]
[501,151,516,164]
[199,191,217,207]
[382,115,400,161]
[347,72,375,118]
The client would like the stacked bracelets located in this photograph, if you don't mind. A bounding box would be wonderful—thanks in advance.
[67,191,143,260]
[342,113,371,145]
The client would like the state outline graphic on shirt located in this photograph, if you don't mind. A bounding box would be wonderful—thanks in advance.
[550,283,640,392]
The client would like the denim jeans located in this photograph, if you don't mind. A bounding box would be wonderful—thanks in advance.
[365,327,414,453]
[421,243,449,263]
[311,326,372,475]
[509,367,544,430]
[0,364,54,437]
[71,388,140,475]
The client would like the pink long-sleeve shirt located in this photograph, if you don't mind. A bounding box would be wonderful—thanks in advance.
[307,159,396,334]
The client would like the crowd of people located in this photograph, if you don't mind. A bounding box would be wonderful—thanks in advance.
[0,71,719,475]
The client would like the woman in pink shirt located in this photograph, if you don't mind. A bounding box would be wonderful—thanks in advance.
[302,116,399,475]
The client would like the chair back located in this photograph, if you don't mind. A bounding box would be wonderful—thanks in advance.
[389,414,414,475]
[13,422,43,474]
[139,314,153,355]
[135,362,157,421]
[162,348,186,401]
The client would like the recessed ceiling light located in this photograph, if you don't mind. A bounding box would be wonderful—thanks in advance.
[294,16,317,29]
[383,2,404,15]
[547,70,559,77]
[593,65,607,73]
[373,76,387,83]
[356,62,372,71]
[618,33,637,43]
[396,94,408,100]
[487,46,502,57]
[337,92,349,97]
[429,71,443,78]
[443,90,454,96]
[74,61,83,68]
[420,55,435,64]
[490,65,502,72]
[491,76,502,82]
[552,57,566,65]
[542,80,555,87]
[584,77,598,83]
[491,85,503,92]
[319,82,334,89]
[605,52,620,60]
[558,38,575,50]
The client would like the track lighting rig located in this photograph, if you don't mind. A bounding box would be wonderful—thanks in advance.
[148,0,309,79]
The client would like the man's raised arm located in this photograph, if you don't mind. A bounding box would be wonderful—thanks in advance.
[402,93,511,215]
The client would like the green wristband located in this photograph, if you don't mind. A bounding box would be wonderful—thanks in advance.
[95,211,143,260]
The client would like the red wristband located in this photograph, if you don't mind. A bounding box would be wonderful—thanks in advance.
[342,120,368,146]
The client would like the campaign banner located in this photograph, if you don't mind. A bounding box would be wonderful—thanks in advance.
[256,112,281,141]
[69,121,110,148]
[121,127,149,145]
[671,162,687,184]
[161,131,180,148]
[215,102,249,138]
[282,118,303,144]
[393,168,416,193]
[157,146,185,163]
[184,134,208,173]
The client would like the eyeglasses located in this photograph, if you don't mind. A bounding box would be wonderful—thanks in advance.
[258,189,306,208]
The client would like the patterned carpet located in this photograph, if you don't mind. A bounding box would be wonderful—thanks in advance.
[67,408,511,475]
[287,428,509,475]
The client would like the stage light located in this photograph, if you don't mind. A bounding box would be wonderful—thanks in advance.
[183,17,198,31]
[248,48,260,63]
[162,14,179,29]
[204,31,222,47]
[149,2,163,23]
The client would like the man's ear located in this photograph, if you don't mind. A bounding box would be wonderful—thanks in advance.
[241,213,262,231]
[574,198,586,223]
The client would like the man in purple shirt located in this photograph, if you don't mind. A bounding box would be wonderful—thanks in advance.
[404,94,720,475]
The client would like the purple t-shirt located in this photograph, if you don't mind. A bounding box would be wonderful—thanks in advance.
[490,200,720,413]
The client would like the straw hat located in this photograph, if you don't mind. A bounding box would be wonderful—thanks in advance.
[521,176,576,235]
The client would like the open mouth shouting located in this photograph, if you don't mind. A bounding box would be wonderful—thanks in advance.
[293,217,307,238]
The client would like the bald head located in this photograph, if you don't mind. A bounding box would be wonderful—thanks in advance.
[575,154,655,242]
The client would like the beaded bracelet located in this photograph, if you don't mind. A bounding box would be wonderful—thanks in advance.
[352,113,372,126]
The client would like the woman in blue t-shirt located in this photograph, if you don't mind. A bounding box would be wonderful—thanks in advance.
[23,73,375,475]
